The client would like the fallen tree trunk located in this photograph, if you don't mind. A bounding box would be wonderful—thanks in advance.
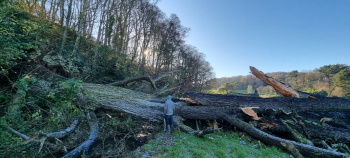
[250,66,300,97]
[185,93,350,112]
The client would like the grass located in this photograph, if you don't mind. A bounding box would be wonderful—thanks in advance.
[202,89,249,94]
[133,131,290,158]
[235,90,248,94]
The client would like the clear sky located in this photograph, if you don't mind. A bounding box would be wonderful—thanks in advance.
[157,0,350,78]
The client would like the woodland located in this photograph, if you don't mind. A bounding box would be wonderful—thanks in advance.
[1,0,350,158]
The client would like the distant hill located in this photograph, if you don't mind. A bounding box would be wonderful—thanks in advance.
[210,66,349,97]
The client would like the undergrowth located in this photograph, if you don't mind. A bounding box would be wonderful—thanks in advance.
[0,76,85,157]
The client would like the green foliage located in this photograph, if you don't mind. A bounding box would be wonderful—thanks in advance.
[304,88,328,96]
[333,68,350,95]
[15,75,37,93]
[0,78,84,157]
[288,70,299,78]
[48,78,82,101]
[247,85,254,94]
[202,89,218,94]
[319,64,348,78]
[257,86,278,97]
[46,79,84,124]
[102,116,137,132]
[7,75,37,117]
[134,131,289,158]
[0,118,25,158]
[92,45,130,82]
[0,75,38,156]
[0,0,45,74]
[217,82,237,94]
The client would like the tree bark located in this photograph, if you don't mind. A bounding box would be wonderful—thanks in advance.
[59,0,73,55]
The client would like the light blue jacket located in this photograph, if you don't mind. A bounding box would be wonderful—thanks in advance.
[164,95,175,115]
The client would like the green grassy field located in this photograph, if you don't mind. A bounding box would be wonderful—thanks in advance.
[133,131,290,158]
[235,90,248,94]
[202,89,248,94]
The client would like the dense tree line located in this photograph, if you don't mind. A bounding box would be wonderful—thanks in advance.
[213,64,350,97]
[0,0,214,91]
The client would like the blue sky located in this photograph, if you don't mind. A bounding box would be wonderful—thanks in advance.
[157,0,350,78]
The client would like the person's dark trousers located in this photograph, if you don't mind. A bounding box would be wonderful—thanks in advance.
[165,115,173,133]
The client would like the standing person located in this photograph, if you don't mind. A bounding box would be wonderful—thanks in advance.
[164,95,175,133]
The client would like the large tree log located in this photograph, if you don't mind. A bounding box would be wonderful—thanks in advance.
[250,66,300,97]
[185,93,350,112]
